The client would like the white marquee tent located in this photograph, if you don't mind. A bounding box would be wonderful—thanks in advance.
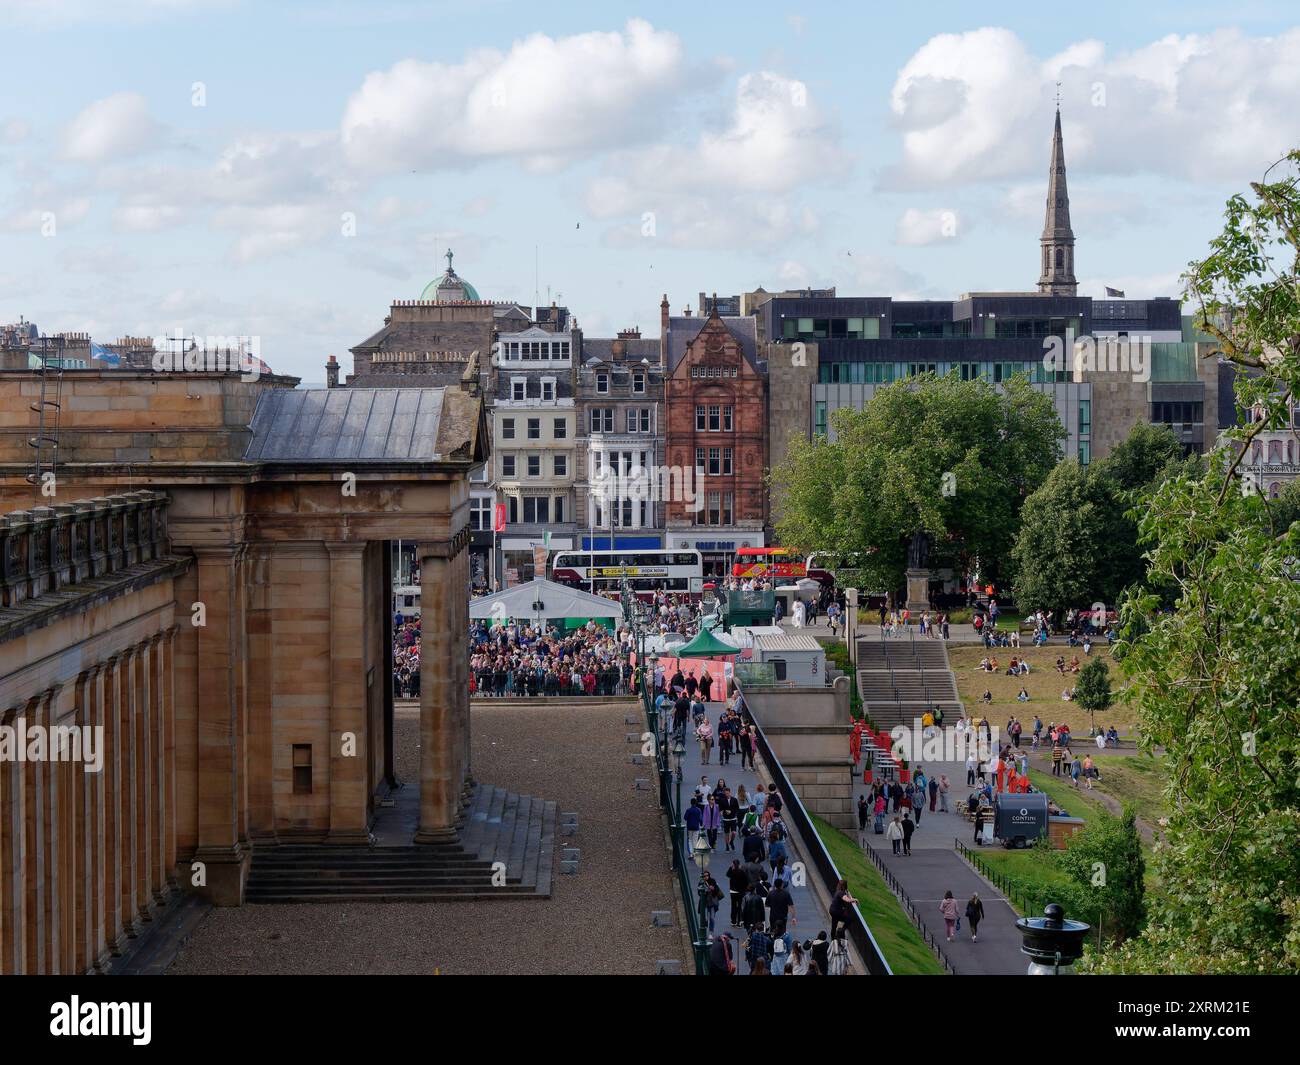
[469,577,623,628]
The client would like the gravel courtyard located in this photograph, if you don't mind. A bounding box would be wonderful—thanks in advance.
[167,699,686,975]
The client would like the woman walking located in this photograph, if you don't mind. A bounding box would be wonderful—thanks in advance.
[696,716,714,765]
[887,815,904,855]
[965,892,985,942]
[939,890,959,942]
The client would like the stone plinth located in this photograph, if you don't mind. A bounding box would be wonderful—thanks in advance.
[905,568,931,613]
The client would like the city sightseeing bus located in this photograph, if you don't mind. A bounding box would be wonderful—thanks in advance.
[551,549,704,597]
[731,546,807,581]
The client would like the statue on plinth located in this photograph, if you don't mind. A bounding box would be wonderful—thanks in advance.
[907,528,931,571]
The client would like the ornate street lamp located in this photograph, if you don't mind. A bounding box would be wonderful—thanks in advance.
[692,832,713,971]
[1016,903,1091,975]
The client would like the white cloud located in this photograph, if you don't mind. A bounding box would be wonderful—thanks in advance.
[895,207,962,246]
[113,203,183,232]
[0,191,90,233]
[885,27,1300,189]
[1,118,30,144]
[586,70,847,249]
[62,92,163,163]
[340,19,685,173]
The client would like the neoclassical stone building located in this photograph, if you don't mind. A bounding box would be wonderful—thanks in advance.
[0,368,488,973]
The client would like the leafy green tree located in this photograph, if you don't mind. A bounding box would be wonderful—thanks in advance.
[1010,422,1184,618]
[772,372,1063,595]
[1061,808,1147,946]
[1072,657,1113,734]
[1095,151,1300,974]
[1008,459,1098,618]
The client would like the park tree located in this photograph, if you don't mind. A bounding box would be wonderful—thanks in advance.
[1009,422,1185,618]
[771,372,1063,595]
[1061,808,1147,947]
[1071,657,1113,735]
[1095,152,1300,974]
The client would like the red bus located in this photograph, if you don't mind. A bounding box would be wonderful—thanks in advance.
[731,546,807,580]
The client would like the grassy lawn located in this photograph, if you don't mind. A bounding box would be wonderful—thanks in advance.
[811,814,947,975]
[949,644,1138,736]
[1090,755,1169,821]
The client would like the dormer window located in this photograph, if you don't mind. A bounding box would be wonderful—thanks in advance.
[596,372,609,394]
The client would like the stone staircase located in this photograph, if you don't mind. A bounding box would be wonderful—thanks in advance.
[245,785,555,903]
[856,637,963,731]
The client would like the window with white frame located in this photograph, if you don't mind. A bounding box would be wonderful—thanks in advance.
[722,447,733,475]
[527,455,540,477]
[511,377,526,401]
[708,447,721,475]
[553,417,567,439]
[589,408,613,433]
[470,496,492,530]
[554,454,567,477]
[596,372,609,394]
[708,405,721,431]
[633,372,645,393]
[501,454,516,478]
[723,405,733,431]
[541,377,555,402]
[501,417,516,440]
[527,418,540,440]
[696,405,706,431]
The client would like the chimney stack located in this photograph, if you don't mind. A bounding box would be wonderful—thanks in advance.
[326,354,339,389]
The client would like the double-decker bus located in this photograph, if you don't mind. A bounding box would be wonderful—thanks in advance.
[731,546,807,581]
[551,549,704,596]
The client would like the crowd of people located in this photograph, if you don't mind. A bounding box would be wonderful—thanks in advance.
[650,669,855,976]
[393,617,421,699]
[468,619,634,698]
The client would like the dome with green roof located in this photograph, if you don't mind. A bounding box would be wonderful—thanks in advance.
[420,248,481,302]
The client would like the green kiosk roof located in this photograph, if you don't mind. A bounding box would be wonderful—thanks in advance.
[674,629,740,658]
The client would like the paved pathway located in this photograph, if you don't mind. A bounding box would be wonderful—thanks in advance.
[856,756,1027,975]
[676,700,847,974]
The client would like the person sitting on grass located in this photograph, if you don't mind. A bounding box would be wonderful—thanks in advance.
[1055,655,1067,675]
[1068,655,1081,673]
[1017,687,1029,702]
[981,689,993,705]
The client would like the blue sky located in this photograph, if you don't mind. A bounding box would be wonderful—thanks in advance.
[2,0,1299,381]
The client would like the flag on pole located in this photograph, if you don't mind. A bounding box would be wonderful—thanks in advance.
[1104,286,1125,297]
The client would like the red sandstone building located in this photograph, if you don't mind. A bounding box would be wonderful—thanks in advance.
[661,296,768,578]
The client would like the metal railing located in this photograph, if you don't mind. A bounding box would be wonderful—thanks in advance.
[954,837,1048,918]
[860,839,956,974]
[745,707,893,976]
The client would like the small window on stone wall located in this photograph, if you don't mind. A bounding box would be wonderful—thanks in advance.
[293,744,313,794]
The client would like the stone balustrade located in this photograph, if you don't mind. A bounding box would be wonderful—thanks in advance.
[0,490,169,608]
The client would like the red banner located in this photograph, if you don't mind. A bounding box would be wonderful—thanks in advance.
[493,503,506,533]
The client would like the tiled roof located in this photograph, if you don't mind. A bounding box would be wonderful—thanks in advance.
[244,388,447,463]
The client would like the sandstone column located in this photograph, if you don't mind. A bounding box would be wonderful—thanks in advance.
[101,654,123,958]
[38,687,62,971]
[326,541,370,844]
[118,648,140,939]
[73,666,100,973]
[21,695,44,974]
[0,706,27,975]
[133,642,154,924]
[413,539,461,844]
[191,546,247,905]
[160,629,178,888]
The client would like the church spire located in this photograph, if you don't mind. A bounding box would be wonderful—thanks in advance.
[1037,101,1077,296]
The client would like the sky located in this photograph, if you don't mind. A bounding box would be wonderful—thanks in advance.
[3,0,1299,382]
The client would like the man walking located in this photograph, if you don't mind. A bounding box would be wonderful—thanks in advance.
[900,811,915,855]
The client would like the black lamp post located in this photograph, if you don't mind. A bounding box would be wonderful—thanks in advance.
[1016,903,1091,974]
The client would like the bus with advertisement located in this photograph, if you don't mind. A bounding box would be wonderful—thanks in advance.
[730,546,807,581]
[551,549,704,597]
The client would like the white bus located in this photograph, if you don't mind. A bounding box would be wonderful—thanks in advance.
[551,549,704,597]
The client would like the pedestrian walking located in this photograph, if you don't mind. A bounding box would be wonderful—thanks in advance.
[940,890,959,942]
[900,812,915,855]
[966,893,984,942]
[887,815,903,855]
[938,773,950,813]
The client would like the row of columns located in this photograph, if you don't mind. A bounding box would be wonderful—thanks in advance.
[0,628,177,975]
[414,527,472,843]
